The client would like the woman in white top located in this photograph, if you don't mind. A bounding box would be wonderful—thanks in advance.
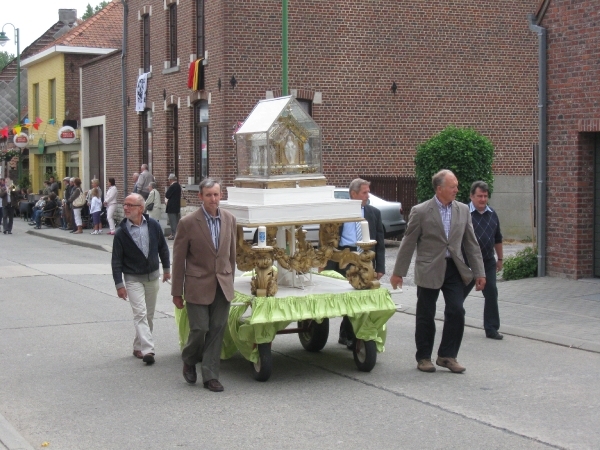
[145,181,162,222]
[104,177,118,235]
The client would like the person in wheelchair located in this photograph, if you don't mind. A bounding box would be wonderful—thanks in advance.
[30,193,59,229]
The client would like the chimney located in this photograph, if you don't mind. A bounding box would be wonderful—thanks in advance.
[53,9,78,40]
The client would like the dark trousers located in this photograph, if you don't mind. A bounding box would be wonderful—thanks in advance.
[2,205,14,232]
[464,258,500,336]
[415,259,465,361]
[182,283,231,383]
[324,245,357,339]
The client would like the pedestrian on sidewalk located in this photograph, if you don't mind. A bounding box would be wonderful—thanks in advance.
[131,172,139,194]
[390,169,486,374]
[104,178,118,235]
[463,181,504,340]
[136,164,154,200]
[89,188,103,235]
[165,174,181,240]
[144,182,162,222]
[68,178,84,234]
[61,177,72,230]
[0,178,18,234]
[111,193,171,365]
[171,178,237,392]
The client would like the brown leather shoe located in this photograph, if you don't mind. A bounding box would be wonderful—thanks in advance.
[417,359,436,373]
[203,379,224,392]
[183,363,197,384]
[142,353,155,365]
[132,350,143,359]
[436,356,466,373]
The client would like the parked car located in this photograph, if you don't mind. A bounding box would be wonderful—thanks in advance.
[332,188,406,239]
[243,188,406,242]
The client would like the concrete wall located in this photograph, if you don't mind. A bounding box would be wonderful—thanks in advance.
[490,175,534,241]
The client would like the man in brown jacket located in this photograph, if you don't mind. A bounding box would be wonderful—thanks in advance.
[171,178,237,392]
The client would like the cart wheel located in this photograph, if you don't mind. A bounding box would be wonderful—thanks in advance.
[298,318,329,352]
[251,343,272,382]
[353,339,377,372]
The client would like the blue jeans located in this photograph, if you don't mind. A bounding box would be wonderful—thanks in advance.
[32,209,44,227]
[464,258,500,335]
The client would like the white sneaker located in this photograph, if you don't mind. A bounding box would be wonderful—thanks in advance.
[91,230,98,235]
[98,230,102,234]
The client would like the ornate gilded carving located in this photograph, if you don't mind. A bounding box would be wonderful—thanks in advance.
[236,221,379,294]
[250,246,278,297]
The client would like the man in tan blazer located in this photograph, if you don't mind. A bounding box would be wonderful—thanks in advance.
[391,170,485,374]
[172,178,237,392]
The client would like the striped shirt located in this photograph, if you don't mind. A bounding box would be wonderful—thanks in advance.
[434,195,452,257]
[202,205,221,251]
[126,216,149,258]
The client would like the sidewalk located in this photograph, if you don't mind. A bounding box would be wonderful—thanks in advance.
[16,218,600,354]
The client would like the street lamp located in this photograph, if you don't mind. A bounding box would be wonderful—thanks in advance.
[0,24,22,181]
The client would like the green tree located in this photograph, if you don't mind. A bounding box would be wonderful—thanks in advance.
[414,125,495,204]
[0,51,15,71]
[82,1,110,20]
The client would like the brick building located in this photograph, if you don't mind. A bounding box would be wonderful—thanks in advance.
[532,0,600,278]
[82,0,539,237]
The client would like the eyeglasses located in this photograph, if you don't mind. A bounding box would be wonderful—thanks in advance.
[123,203,143,208]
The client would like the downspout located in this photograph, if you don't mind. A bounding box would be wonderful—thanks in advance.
[528,14,547,277]
[121,0,128,198]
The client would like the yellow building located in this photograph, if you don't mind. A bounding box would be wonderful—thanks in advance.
[20,5,121,194]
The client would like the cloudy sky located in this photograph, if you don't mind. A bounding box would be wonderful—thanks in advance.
[2,0,107,57]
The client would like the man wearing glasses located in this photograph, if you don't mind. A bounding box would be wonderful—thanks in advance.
[111,193,171,365]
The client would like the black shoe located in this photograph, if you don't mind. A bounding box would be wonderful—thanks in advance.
[183,363,197,384]
[2,231,5,234]
[204,379,224,392]
[7,231,11,234]
[486,332,504,340]
[142,353,155,365]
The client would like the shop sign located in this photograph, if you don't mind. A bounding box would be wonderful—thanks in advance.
[58,126,76,144]
[38,138,45,154]
[13,132,29,148]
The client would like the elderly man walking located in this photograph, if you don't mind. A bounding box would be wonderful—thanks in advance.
[172,178,237,392]
[391,169,486,374]
[111,193,171,365]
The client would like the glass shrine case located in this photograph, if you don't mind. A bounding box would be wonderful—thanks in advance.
[235,96,323,187]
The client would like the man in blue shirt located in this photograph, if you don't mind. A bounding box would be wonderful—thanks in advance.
[464,181,504,340]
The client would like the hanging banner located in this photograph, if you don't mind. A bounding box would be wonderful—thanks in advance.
[13,132,29,148]
[58,126,76,144]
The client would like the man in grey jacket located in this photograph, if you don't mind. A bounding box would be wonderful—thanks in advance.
[391,170,485,374]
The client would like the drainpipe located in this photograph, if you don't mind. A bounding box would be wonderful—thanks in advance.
[528,14,547,277]
[121,0,128,198]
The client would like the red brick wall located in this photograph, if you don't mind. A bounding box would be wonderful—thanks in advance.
[540,0,600,278]
[96,0,538,209]
[64,54,97,126]
[81,51,124,198]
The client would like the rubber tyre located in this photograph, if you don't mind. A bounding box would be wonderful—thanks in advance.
[251,343,272,382]
[353,339,377,372]
[298,318,329,352]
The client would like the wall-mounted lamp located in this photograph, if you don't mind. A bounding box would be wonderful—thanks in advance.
[163,89,167,100]
[218,78,221,91]
[391,81,397,95]
[230,74,237,89]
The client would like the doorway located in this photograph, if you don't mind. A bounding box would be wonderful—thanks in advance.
[88,125,104,192]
